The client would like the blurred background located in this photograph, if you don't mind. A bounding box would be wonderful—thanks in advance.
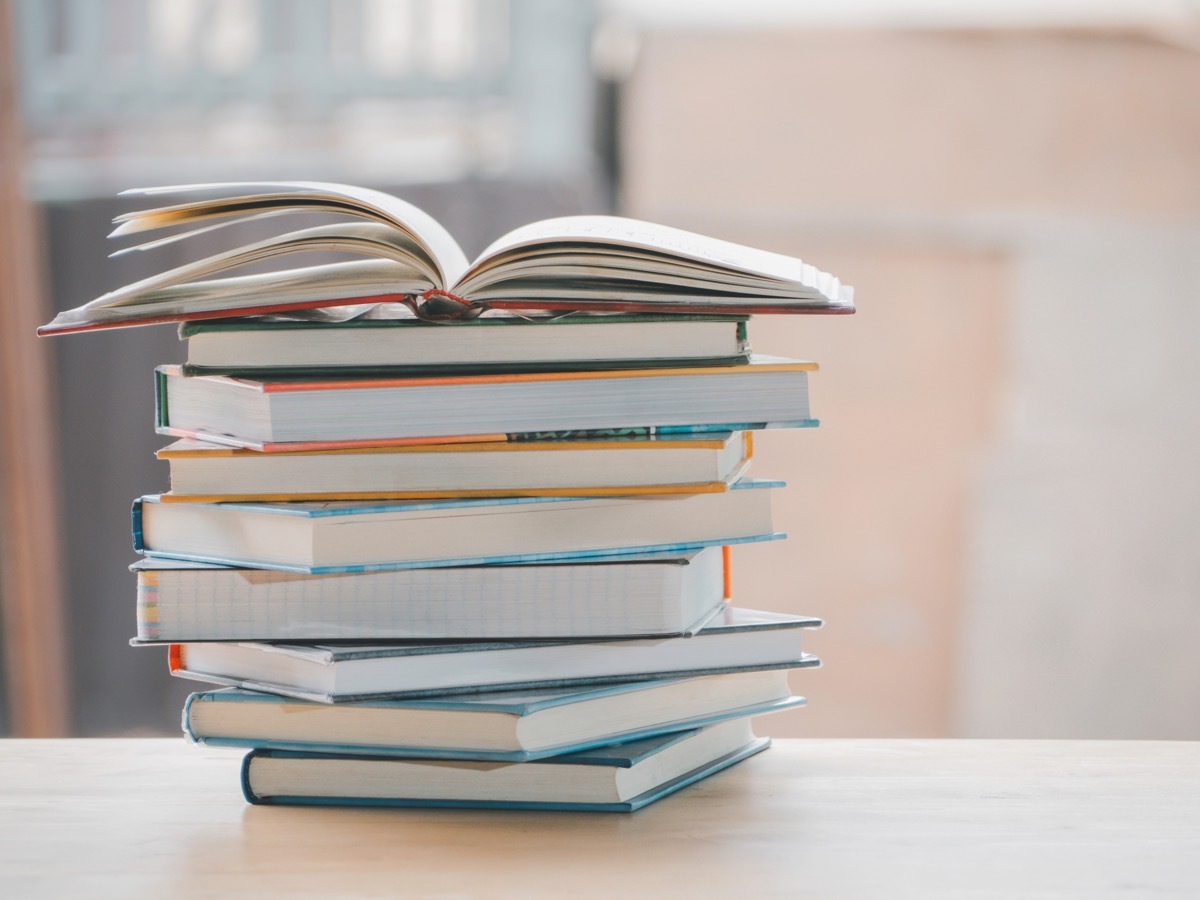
[2,0,1198,740]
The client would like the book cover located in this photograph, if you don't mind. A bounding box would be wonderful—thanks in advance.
[164,605,823,702]
[239,722,771,811]
[153,430,753,503]
[132,546,729,642]
[152,356,816,447]
[179,313,751,376]
[132,479,786,574]
[182,675,805,761]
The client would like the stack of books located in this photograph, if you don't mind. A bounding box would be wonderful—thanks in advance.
[41,182,854,812]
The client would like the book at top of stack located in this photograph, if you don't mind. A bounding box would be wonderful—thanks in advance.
[40,181,853,812]
[38,181,854,337]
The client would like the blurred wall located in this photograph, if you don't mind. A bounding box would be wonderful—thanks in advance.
[620,26,1200,738]
[5,0,608,737]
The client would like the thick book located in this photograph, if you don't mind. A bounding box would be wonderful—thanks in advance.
[133,547,728,642]
[179,313,751,376]
[183,668,802,761]
[155,431,752,502]
[153,356,815,448]
[37,181,854,336]
[165,605,822,702]
[133,479,784,573]
[239,719,769,812]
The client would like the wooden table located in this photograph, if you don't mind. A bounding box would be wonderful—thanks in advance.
[1,738,1197,898]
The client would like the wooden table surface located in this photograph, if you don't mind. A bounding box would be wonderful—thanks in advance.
[1,738,1198,898]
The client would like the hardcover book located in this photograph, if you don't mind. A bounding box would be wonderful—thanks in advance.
[38,181,854,335]
[153,356,815,448]
[164,605,822,702]
[179,313,751,376]
[184,668,802,761]
[133,547,728,642]
[239,719,768,811]
[133,479,784,573]
[155,430,753,502]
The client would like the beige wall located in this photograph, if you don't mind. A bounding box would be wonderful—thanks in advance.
[621,27,1200,738]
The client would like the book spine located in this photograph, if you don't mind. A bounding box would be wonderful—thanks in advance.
[180,691,201,744]
[131,497,146,552]
[154,366,175,431]
[240,750,259,804]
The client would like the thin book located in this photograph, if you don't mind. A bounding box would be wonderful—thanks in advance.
[184,669,802,761]
[164,605,822,702]
[178,313,752,377]
[132,479,784,574]
[154,431,754,502]
[239,719,769,812]
[153,356,816,449]
[132,547,729,642]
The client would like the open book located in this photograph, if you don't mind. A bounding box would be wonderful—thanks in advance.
[37,181,855,335]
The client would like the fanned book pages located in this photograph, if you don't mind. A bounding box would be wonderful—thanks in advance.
[164,606,822,702]
[183,668,802,761]
[37,182,854,335]
[239,719,768,812]
[132,547,729,642]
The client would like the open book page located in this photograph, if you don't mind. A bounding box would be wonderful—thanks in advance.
[459,253,814,297]
[95,224,438,310]
[39,184,856,334]
[114,182,471,286]
[48,260,429,328]
[460,215,852,306]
